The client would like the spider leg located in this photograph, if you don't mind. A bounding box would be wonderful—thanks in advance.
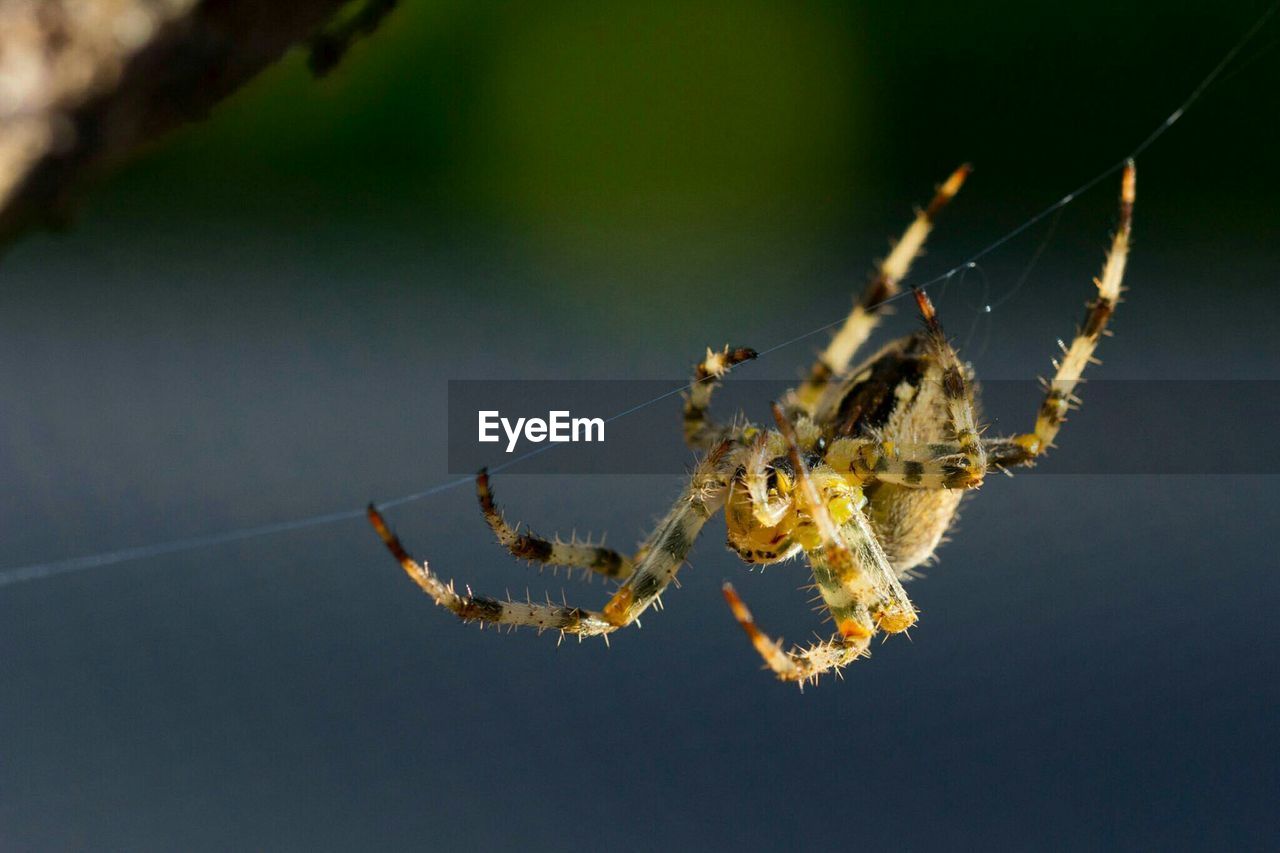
[721,582,870,688]
[989,162,1135,468]
[369,505,614,635]
[791,164,970,414]
[475,469,635,580]
[825,437,988,491]
[910,288,988,483]
[368,447,728,637]
[683,345,756,449]
[598,446,729,626]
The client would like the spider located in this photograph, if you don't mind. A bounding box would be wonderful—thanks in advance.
[367,160,1135,686]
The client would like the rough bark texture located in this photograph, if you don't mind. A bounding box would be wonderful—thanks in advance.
[0,0,358,244]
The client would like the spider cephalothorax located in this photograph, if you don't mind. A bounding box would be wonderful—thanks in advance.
[368,161,1135,685]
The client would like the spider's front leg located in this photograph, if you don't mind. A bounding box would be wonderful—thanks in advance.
[722,583,870,688]
[790,164,970,415]
[988,161,1135,469]
[475,469,635,581]
[683,345,756,450]
[368,447,730,637]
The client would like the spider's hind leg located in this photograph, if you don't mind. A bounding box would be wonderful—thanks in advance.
[476,470,634,581]
[990,161,1135,469]
[722,583,870,688]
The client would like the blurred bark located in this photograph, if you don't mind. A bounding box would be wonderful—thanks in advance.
[0,0,382,245]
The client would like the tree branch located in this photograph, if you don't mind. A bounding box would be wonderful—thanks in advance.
[0,0,388,244]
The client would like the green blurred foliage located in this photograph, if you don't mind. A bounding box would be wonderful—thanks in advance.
[129,1,861,232]
[467,0,859,227]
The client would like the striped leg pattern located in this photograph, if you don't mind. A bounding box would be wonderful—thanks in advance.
[722,583,871,689]
[683,346,757,449]
[825,438,989,491]
[369,505,616,636]
[476,469,635,581]
[791,164,970,414]
[910,287,988,484]
[990,161,1135,469]
[598,446,730,626]
[368,447,729,637]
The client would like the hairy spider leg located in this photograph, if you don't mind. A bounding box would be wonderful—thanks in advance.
[823,438,978,491]
[771,404,917,630]
[475,469,635,580]
[599,447,729,626]
[989,161,1135,469]
[792,164,970,414]
[368,448,728,636]
[683,345,757,450]
[770,404,918,631]
[722,582,871,689]
[909,287,988,481]
[368,504,614,635]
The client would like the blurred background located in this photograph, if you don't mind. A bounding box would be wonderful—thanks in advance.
[1,1,1277,849]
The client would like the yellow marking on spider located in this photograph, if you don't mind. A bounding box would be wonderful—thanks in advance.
[603,586,634,626]
[837,618,873,641]
[827,494,855,527]
[874,608,918,634]
[1014,433,1042,456]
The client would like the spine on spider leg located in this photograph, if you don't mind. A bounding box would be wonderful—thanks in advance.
[1014,161,1136,462]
